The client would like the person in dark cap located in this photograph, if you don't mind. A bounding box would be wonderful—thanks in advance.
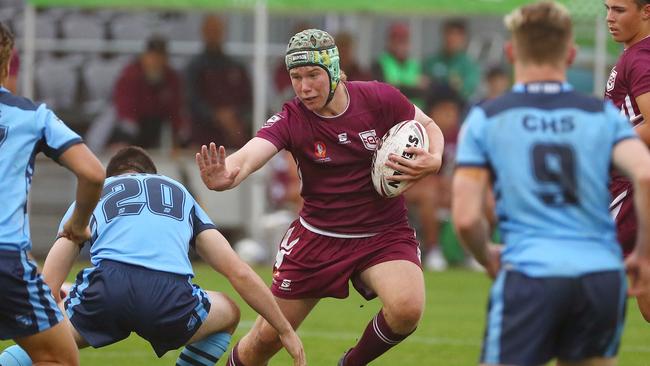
[423,18,481,100]
[111,34,188,150]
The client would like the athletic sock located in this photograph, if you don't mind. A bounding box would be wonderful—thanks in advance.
[225,341,246,366]
[0,345,32,366]
[342,309,412,366]
[176,332,231,366]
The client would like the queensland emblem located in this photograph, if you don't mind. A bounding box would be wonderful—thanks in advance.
[358,129,378,151]
[606,67,617,93]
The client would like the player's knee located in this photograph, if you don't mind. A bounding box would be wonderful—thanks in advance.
[220,294,242,334]
[31,350,78,366]
[385,300,423,331]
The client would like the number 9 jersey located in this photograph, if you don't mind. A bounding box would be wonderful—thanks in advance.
[58,173,216,277]
[456,82,637,277]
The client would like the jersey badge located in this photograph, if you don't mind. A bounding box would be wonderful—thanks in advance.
[314,141,331,162]
[359,129,378,150]
[606,67,617,93]
[338,132,351,144]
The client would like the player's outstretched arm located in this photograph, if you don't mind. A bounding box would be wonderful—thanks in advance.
[452,166,500,278]
[58,144,105,244]
[195,229,306,366]
[42,237,81,303]
[195,138,278,191]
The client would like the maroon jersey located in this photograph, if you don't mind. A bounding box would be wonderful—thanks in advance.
[257,81,416,234]
[604,37,650,255]
[604,36,650,125]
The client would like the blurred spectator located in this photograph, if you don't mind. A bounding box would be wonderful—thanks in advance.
[6,47,18,93]
[112,35,187,149]
[423,19,480,100]
[480,65,511,103]
[405,86,464,271]
[371,22,427,107]
[336,31,372,82]
[186,14,252,149]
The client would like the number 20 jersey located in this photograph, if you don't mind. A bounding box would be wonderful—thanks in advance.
[59,174,216,276]
[457,83,636,277]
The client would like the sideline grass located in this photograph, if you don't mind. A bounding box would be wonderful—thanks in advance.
[2,262,648,365]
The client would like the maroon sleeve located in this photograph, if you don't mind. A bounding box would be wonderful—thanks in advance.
[377,82,416,124]
[256,104,292,151]
[628,48,650,98]
[114,63,139,123]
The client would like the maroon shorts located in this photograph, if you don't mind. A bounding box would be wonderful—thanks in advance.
[610,179,636,257]
[270,219,421,300]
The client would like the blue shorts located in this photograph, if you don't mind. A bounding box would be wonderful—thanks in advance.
[481,269,626,365]
[0,250,63,340]
[64,260,211,357]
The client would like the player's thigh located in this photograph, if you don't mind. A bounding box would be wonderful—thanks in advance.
[186,291,240,344]
[557,358,616,366]
[15,320,79,365]
[359,260,425,316]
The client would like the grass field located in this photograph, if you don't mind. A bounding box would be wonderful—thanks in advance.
[2,262,649,365]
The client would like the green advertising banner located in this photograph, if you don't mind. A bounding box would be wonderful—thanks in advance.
[26,0,601,18]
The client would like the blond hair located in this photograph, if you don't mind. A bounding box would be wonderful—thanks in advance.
[504,1,572,66]
[0,23,14,83]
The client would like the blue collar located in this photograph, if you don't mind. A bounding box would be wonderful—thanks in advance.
[512,81,572,94]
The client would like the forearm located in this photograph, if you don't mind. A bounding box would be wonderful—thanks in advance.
[633,171,650,260]
[226,267,293,334]
[456,216,491,265]
[42,238,80,302]
[425,121,445,158]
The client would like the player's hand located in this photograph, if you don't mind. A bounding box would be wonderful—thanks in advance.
[625,251,650,297]
[385,147,442,182]
[485,243,502,279]
[59,218,91,245]
[195,143,241,191]
[278,329,306,366]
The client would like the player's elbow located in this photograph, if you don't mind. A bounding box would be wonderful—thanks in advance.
[84,166,106,187]
[452,205,482,237]
[634,167,650,191]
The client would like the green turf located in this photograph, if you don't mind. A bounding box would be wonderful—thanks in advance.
[2,262,648,365]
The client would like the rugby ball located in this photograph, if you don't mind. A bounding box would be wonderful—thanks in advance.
[371,120,429,198]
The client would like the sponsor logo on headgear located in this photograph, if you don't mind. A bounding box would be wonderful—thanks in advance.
[290,52,309,63]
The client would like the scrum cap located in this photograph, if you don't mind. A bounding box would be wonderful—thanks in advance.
[285,29,341,105]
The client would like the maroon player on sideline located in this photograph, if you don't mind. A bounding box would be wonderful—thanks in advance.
[196,29,444,365]
[604,0,650,321]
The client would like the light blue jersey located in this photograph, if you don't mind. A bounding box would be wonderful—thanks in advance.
[0,87,82,251]
[59,174,216,276]
[457,82,636,277]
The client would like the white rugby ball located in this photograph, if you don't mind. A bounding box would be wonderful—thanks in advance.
[371,120,429,198]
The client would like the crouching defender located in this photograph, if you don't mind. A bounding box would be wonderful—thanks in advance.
[0,146,305,366]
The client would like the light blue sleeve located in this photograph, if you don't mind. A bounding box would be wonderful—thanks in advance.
[605,101,637,144]
[38,105,82,160]
[190,199,217,246]
[456,107,489,167]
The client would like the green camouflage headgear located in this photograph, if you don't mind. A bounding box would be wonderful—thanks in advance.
[285,29,341,105]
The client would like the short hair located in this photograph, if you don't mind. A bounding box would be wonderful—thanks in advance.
[442,18,467,33]
[635,0,650,6]
[504,1,572,66]
[106,146,157,177]
[145,34,167,54]
[0,22,14,81]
